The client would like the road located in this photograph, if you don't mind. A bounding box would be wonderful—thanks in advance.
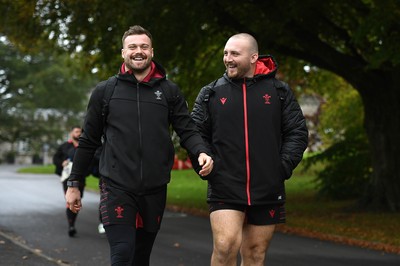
[0,164,399,265]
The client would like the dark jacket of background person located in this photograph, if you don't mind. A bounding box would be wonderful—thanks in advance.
[69,61,209,194]
[53,140,75,176]
[53,140,99,180]
[191,55,308,206]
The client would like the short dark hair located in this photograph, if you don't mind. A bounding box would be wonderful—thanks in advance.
[122,25,153,47]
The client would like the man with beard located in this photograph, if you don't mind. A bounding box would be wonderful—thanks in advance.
[65,25,213,265]
[53,126,87,237]
[191,33,308,265]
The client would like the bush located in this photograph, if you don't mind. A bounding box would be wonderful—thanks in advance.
[304,126,372,200]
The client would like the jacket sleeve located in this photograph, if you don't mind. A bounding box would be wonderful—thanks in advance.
[168,82,211,166]
[189,85,215,176]
[280,83,309,180]
[68,82,106,182]
[191,86,213,148]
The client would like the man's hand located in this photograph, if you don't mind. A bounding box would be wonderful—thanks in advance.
[198,152,214,177]
[65,187,82,213]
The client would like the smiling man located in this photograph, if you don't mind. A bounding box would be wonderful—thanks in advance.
[65,25,213,265]
[223,34,258,79]
[191,33,308,265]
[121,33,154,78]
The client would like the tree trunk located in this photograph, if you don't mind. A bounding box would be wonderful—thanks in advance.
[358,72,400,212]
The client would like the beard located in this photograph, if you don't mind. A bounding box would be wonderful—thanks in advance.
[226,67,244,79]
[124,54,152,73]
[225,61,253,79]
[226,68,238,78]
[72,136,80,141]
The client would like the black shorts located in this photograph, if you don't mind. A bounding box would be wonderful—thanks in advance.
[99,178,166,232]
[209,202,286,225]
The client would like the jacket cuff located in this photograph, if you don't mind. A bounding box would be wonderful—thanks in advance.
[67,174,83,182]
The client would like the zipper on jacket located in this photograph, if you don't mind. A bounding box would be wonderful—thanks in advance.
[242,80,251,205]
[137,83,143,183]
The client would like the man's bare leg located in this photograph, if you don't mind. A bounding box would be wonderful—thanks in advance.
[240,224,276,266]
[210,209,245,266]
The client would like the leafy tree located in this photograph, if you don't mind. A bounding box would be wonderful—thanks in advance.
[314,78,371,201]
[1,0,399,211]
[295,65,371,200]
[276,54,372,200]
[0,39,96,156]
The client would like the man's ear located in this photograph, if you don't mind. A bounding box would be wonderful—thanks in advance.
[250,53,259,64]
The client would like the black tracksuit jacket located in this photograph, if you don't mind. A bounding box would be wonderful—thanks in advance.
[53,141,77,176]
[69,61,208,194]
[191,55,308,205]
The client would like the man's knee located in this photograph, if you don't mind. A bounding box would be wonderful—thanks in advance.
[240,244,267,265]
[106,225,136,265]
[109,241,134,265]
[240,233,273,266]
[213,235,241,261]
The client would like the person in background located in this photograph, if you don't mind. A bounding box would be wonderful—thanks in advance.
[88,146,106,235]
[53,126,87,237]
[191,33,308,265]
[65,25,213,265]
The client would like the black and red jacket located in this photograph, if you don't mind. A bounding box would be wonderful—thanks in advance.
[69,61,209,194]
[191,55,308,205]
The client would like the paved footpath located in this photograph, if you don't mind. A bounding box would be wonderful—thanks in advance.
[0,164,399,265]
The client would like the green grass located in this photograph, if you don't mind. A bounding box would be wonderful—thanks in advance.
[17,164,400,253]
[18,164,55,174]
[167,170,208,212]
[17,165,101,189]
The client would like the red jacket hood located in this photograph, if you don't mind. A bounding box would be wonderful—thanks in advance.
[120,61,164,82]
[254,55,278,77]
